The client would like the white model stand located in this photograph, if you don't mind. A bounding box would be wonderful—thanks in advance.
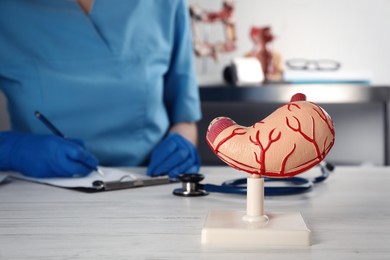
[201,175,311,246]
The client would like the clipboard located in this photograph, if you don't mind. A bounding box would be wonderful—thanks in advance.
[3,167,171,192]
[91,175,170,191]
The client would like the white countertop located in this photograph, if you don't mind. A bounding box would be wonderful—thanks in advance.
[0,166,389,259]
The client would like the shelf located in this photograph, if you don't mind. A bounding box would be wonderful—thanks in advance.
[199,84,390,104]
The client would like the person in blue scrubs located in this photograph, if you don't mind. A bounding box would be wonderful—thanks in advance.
[0,0,202,179]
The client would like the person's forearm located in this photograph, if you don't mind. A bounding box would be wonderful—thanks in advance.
[169,122,198,146]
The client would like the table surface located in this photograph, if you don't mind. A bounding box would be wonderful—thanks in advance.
[0,166,389,260]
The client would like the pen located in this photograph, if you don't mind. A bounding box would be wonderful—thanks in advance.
[35,111,65,137]
[34,111,105,177]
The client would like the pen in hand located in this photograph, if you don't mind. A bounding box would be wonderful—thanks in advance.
[34,111,105,177]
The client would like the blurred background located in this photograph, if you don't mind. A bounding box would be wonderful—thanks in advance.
[1,0,390,166]
[189,0,390,166]
[189,0,390,85]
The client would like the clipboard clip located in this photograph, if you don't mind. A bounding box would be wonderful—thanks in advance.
[91,175,171,191]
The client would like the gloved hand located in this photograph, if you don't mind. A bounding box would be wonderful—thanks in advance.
[147,133,200,179]
[0,131,98,178]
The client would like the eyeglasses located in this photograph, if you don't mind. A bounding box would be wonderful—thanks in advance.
[286,59,341,71]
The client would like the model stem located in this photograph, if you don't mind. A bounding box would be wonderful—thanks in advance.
[243,174,269,223]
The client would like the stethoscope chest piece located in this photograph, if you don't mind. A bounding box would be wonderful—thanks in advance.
[173,174,209,197]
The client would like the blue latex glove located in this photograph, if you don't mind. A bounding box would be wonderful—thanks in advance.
[147,133,200,179]
[0,131,98,178]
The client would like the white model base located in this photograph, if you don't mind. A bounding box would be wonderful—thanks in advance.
[201,210,311,246]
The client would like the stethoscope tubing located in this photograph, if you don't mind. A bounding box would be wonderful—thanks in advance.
[173,162,334,197]
[201,176,313,196]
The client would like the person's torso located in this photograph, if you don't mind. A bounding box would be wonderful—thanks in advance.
[0,0,180,166]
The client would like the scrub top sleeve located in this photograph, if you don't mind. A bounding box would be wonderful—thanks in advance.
[163,0,202,125]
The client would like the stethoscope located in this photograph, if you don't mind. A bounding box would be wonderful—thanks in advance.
[173,162,334,197]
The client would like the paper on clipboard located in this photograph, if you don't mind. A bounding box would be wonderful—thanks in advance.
[5,167,171,191]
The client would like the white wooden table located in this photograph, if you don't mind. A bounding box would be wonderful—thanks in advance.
[0,166,389,260]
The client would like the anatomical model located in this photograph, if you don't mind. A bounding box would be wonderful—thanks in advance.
[206,93,335,177]
[203,93,334,245]
[245,26,283,82]
[189,1,236,61]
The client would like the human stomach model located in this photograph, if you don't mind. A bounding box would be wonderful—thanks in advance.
[206,93,335,177]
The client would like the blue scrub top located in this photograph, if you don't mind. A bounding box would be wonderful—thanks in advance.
[0,0,201,166]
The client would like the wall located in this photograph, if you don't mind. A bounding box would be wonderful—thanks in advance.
[189,0,390,85]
